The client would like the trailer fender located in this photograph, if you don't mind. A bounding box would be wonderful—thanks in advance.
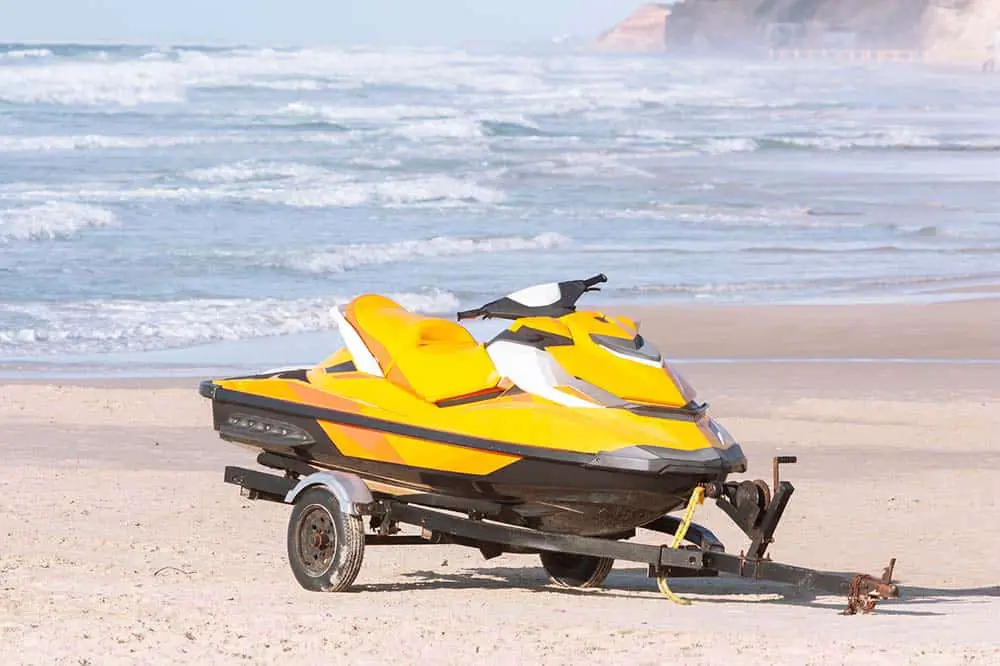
[284,471,374,516]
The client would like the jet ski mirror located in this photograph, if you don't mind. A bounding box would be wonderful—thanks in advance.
[457,274,608,321]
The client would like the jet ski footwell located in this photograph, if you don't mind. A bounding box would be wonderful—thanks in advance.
[223,453,900,614]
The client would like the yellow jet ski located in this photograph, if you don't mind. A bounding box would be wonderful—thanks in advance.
[201,274,900,610]
[200,274,746,537]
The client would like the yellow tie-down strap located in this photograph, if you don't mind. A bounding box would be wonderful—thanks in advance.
[657,485,706,605]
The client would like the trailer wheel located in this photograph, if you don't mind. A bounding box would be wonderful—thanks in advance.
[540,551,614,588]
[287,487,365,592]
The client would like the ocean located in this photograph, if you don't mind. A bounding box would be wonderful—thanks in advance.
[1,43,998,375]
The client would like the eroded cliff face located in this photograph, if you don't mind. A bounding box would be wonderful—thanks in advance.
[923,0,1000,60]
[593,4,671,52]
[596,1,999,61]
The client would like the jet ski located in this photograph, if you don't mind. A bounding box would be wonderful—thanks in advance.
[199,274,747,537]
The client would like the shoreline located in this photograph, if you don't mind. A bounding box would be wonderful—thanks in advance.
[2,298,997,380]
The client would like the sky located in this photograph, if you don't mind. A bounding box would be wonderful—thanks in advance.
[0,0,647,45]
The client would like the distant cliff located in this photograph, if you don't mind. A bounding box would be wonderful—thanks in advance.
[593,4,671,52]
[595,0,1000,62]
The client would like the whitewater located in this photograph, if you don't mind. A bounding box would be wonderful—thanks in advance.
[1,42,998,372]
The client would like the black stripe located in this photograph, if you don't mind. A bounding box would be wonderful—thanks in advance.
[435,390,504,408]
[488,327,574,349]
[618,401,707,422]
[211,387,590,465]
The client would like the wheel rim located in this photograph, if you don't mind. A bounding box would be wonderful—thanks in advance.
[296,504,337,576]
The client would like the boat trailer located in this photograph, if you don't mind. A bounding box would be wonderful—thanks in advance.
[224,453,899,614]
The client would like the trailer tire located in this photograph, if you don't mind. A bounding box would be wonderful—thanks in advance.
[540,551,614,588]
[287,487,365,592]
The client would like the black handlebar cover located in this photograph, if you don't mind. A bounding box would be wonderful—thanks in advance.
[456,273,609,321]
[456,308,485,321]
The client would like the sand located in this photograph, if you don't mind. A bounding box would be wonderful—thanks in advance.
[1,301,998,665]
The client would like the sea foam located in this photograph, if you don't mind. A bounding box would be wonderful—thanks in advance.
[0,173,504,209]
[262,232,571,274]
[0,202,116,243]
[0,49,53,59]
[0,290,461,355]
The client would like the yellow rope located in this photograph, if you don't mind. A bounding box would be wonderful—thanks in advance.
[657,485,705,605]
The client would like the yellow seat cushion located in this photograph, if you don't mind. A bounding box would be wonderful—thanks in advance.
[343,294,500,403]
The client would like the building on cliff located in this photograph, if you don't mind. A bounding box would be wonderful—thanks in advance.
[595,0,1000,65]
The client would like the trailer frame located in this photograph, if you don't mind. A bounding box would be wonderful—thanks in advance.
[223,456,899,614]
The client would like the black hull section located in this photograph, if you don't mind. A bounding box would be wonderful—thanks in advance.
[207,390,743,537]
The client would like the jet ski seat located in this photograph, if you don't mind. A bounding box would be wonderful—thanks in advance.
[341,294,501,404]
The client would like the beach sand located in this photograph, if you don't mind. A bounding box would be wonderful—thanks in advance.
[1,301,998,665]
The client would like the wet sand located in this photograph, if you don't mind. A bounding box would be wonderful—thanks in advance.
[1,301,998,664]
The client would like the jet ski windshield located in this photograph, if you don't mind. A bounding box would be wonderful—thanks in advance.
[457,273,607,321]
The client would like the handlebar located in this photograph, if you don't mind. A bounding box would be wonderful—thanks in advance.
[583,273,608,289]
[456,308,485,321]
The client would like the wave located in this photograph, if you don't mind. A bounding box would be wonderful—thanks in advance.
[393,118,485,141]
[503,153,653,180]
[910,225,940,237]
[0,43,164,60]
[622,129,1000,154]
[481,119,549,138]
[762,128,940,151]
[0,48,53,59]
[0,132,362,154]
[0,203,116,243]
[246,175,504,208]
[6,173,503,209]
[183,161,334,184]
[700,138,759,155]
[268,120,351,133]
[0,57,188,105]
[602,204,876,229]
[758,129,1000,152]
[0,290,460,355]
[396,116,553,142]
[253,232,571,274]
[0,134,222,153]
[274,103,484,140]
[273,103,550,142]
[277,102,459,124]
[0,47,358,106]
[349,157,402,169]
[0,46,765,111]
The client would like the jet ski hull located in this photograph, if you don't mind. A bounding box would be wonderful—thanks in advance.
[204,381,746,537]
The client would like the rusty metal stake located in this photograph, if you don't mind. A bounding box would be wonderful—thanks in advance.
[882,557,896,585]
